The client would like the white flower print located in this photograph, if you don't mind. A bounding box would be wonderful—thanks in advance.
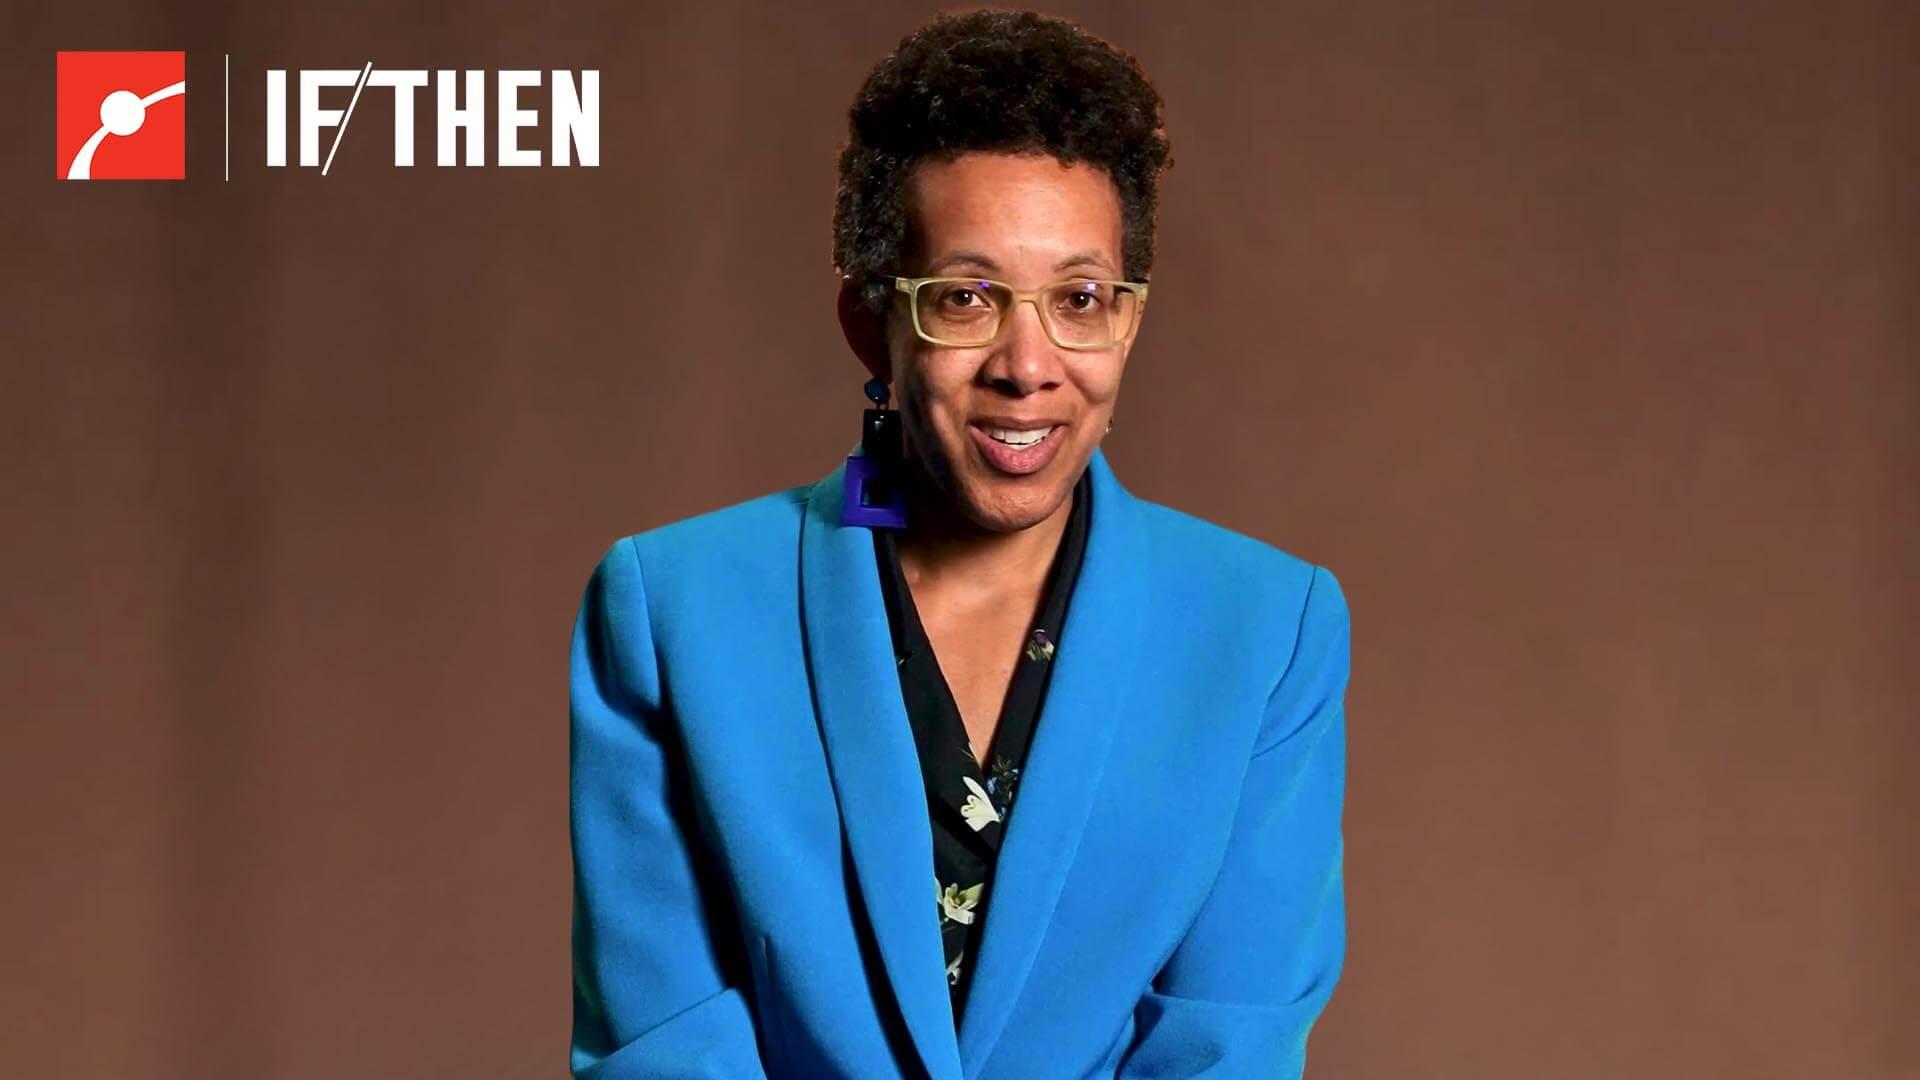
[959,774,1002,831]
[1025,627,1055,662]
[946,951,964,986]
[937,876,984,926]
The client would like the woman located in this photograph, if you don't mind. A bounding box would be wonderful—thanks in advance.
[569,11,1350,1079]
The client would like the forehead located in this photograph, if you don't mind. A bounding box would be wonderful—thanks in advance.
[905,152,1123,271]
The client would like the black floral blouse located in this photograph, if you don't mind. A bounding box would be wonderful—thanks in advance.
[870,467,1093,1027]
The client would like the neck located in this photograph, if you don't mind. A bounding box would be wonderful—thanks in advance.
[892,461,1074,598]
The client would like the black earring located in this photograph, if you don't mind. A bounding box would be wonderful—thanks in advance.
[839,377,910,528]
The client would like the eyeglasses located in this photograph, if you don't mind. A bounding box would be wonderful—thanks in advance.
[893,275,1149,350]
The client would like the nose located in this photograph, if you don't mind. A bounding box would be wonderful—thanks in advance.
[981,296,1064,395]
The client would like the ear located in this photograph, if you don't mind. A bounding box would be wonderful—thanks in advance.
[838,276,893,384]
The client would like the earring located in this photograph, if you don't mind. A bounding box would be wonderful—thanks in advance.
[840,377,910,529]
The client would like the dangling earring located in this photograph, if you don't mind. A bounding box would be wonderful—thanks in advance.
[1106,410,1115,434]
[840,377,910,529]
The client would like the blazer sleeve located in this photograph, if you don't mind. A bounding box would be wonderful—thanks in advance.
[568,538,771,1080]
[1115,564,1350,1079]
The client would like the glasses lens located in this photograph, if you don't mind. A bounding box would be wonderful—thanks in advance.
[914,279,1012,346]
[1042,281,1140,347]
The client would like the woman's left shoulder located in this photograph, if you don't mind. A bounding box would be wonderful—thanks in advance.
[1132,499,1342,609]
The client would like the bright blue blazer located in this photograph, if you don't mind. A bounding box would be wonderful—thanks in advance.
[569,446,1350,1079]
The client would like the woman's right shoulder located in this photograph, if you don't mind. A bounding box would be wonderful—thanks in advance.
[582,479,818,599]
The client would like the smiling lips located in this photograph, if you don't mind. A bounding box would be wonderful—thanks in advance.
[968,419,1066,475]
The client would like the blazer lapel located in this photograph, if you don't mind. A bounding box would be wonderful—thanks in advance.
[955,447,1148,1076]
[800,455,965,1080]
[798,446,1149,1080]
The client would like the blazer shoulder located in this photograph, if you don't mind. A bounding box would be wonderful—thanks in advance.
[591,479,815,603]
[1127,494,1350,687]
[1132,495,1329,600]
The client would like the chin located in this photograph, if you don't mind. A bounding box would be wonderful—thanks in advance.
[944,441,1085,533]
[956,487,1057,532]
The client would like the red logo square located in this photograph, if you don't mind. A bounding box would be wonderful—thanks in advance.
[56,51,187,180]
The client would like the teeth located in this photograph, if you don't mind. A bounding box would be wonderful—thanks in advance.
[986,425,1053,447]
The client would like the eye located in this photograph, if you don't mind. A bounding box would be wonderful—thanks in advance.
[937,283,992,309]
[1056,282,1111,313]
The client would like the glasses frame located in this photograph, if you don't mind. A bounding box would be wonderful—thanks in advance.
[892,275,1150,350]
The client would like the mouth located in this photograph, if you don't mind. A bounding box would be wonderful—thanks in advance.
[967,420,1067,476]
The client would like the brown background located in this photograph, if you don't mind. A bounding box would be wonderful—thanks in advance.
[2,1,1914,1077]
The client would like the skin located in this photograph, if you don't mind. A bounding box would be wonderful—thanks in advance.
[837,151,1143,764]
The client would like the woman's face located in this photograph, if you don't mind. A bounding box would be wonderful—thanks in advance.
[886,152,1138,534]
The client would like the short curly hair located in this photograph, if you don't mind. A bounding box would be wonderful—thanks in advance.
[832,9,1174,315]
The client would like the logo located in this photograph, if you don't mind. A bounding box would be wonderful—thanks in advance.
[56,51,186,180]
[53,52,602,181]
[265,67,599,171]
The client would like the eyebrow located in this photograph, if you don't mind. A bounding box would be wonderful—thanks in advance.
[927,249,1118,275]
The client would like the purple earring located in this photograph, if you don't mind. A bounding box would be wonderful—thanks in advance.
[840,377,910,529]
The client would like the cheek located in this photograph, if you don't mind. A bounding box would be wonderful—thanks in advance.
[1071,356,1127,407]
[891,359,963,461]
[899,354,977,428]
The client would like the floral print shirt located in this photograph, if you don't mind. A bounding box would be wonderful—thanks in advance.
[870,467,1092,1028]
